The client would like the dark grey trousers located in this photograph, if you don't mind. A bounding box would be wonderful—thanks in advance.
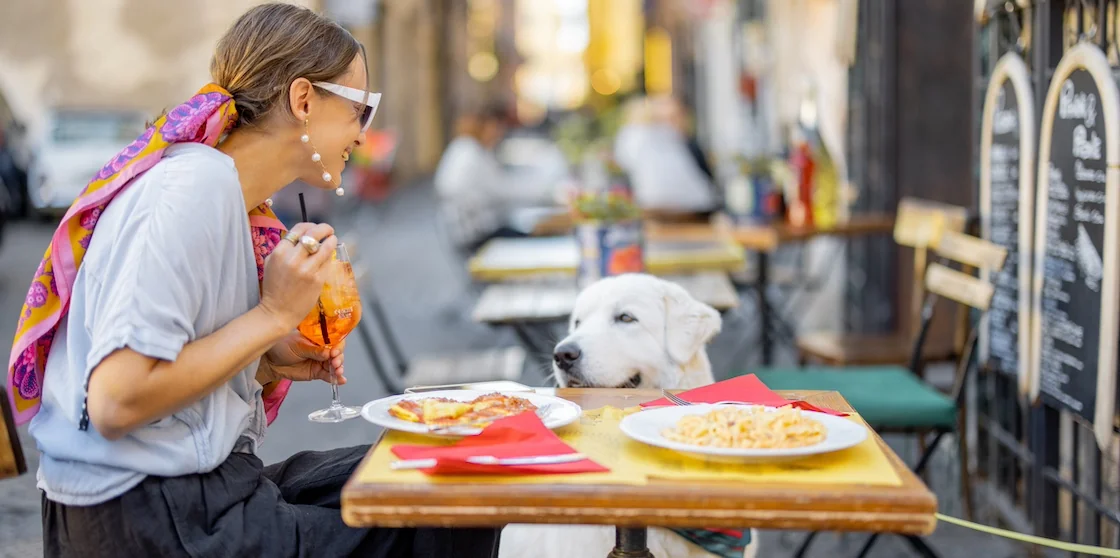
[42,445,500,558]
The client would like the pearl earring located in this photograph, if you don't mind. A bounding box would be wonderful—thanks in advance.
[303,119,335,188]
[265,198,273,207]
[335,187,344,196]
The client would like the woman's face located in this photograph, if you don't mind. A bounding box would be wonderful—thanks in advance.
[300,55,369,190]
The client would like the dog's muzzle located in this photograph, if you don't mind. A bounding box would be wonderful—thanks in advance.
[553,341,581,372]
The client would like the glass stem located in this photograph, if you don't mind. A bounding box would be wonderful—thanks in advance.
[327,344,341,407]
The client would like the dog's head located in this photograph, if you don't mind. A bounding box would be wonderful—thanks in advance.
[552,274,721,389]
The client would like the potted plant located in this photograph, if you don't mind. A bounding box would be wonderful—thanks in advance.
[568,169,644,288]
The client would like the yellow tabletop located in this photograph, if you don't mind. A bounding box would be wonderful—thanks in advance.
[342,389,936,534]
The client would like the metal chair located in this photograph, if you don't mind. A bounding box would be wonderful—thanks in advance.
[345,234,526,394]
[1,386,27,480]
[754,230,1007,558]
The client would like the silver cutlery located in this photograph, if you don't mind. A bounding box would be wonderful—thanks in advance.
[661,390,692,406]
[390,452,586,470]
[659,391,758,407]
[403,381,535,394]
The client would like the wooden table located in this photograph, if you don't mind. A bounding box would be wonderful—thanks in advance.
[468,236,746,282]
[342,389,938,557]
[724,213,897,253]
[472,272,739,325]
[527,211,714,237]
[722,213,897,364]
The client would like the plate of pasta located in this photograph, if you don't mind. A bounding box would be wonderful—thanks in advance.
[619,404,868,463]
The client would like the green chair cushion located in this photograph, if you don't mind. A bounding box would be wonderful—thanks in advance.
[752,366,957,430]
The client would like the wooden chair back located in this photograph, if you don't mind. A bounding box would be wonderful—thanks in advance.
[892,197,970,338]
[1,387,27,479]
[908,230,1007,401]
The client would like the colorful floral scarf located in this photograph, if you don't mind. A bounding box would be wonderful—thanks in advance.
[7,83,292,427]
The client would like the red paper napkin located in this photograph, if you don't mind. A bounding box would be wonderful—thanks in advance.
[390,412,608,475]
[641,374,848,416]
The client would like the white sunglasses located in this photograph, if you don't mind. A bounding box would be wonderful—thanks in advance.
[312,81,382,133]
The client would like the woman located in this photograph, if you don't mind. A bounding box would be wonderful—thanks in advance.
[434,104,564,250]
[7,4,498,557]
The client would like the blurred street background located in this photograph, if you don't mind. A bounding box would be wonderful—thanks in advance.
[0,0,1074,557]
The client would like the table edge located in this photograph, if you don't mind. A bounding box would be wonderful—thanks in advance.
[342,389,938,534]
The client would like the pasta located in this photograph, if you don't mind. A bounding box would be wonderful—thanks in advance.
[662,406,826,449]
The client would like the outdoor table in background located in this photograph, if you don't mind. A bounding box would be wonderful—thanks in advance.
[524,210,714,238]
[467,235,746,282]
[341,389,937,557]
[472,272,739,357]
[721,213,897,364]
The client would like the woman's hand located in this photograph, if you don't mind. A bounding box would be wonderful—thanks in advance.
[262,333,346,384]
[259,222,338,331]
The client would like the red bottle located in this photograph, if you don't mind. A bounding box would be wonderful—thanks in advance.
[789,133,814,227]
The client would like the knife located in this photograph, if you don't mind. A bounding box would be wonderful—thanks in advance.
[390,452,587,470]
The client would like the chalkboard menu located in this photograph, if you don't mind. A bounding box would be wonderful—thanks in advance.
[1032,43,1120,449]
[979,53,1035,396]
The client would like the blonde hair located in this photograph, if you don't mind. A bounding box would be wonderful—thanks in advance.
[211,3,362,128]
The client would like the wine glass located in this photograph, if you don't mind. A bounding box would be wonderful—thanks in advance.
[300,242,364,423]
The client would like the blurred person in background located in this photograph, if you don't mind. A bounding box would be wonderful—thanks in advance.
[0,126,27,217]
[613,95,718,214]
[660,96,716,183]
[11,4,498,557]
[434,103,564,250]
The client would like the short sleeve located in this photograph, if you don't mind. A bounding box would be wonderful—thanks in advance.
[84,150,239,368]
[73,146,243,432]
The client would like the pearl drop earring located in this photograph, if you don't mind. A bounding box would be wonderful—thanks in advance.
[303,119,335,187]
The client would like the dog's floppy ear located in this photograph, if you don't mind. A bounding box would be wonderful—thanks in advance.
[663,282,722,364]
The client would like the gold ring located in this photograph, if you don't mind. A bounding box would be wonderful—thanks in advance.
[300,235,321,255]
[284,231,300,246]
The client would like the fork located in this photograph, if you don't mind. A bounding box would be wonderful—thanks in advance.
[661,390,693,406]
[659,391,757,407]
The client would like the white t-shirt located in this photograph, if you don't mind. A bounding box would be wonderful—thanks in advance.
[30,143,266,506]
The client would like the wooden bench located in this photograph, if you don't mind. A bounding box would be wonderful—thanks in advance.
[1,387,28,479]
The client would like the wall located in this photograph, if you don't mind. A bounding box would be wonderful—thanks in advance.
[0,0,318,134]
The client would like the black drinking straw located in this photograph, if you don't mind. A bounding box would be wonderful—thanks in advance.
[299,193,333,346]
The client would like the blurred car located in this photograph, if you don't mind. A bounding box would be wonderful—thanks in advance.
[0,174,9,247]
[28,107,148,217]
[0,88,30,218]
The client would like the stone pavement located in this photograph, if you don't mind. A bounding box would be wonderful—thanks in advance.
[0,183,1030,557]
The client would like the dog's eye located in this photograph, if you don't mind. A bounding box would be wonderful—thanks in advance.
[615,312,637,324]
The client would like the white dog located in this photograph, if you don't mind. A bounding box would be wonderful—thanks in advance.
[500,274,758,558]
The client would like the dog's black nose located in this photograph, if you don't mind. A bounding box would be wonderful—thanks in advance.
[553,342,582,370]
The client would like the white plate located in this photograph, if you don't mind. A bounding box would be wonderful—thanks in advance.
[619,404,868,463]
[360,390,582,437]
